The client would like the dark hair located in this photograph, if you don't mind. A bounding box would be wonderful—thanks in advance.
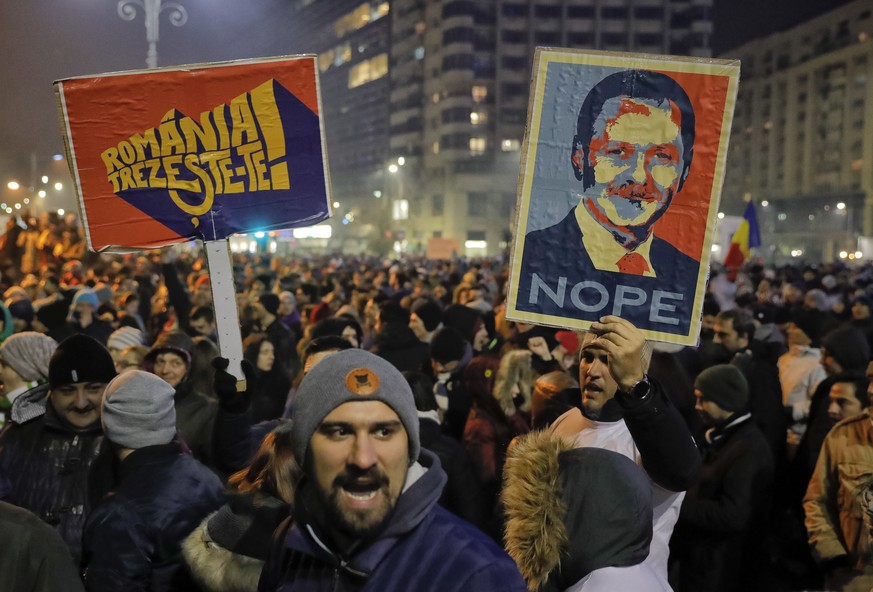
[227,422,299,504]
[310,316,363,346]
[243,333,273,367]
[403,370,438,412]
[573,69,695,192]
[304,335,354,358]
[831,374,871,409]
[463,355,507,423]
[190,305,215,324]
[715,309,756,341]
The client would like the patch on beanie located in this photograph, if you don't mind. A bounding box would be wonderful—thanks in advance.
[345,368,380,396]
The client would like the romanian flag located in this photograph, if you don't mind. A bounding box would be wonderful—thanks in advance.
[724,200,761,268]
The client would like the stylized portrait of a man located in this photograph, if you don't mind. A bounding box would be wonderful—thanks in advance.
[515,69,700,334]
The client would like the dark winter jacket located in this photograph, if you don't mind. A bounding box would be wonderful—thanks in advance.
[503,431,657,591]
[82,442,225,591]
[0,500,85,592]
[174,379,218,466]
[730,341,787,464]
[419,418,486,531]
[259,449,526,592]
[370,322,430,374]
[0,383,113,565]
[674,414,775,591]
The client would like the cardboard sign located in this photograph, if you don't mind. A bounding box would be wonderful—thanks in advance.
[55,56,332,252]
[506,49,740,346]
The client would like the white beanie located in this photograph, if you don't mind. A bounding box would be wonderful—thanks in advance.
[108,327,144,351]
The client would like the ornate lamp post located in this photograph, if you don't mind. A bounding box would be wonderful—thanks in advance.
[117,0,188,69]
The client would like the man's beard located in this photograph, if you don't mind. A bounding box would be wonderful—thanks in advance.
[321,466,398,540]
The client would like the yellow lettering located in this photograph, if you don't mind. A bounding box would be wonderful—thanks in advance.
[107,171,121,192]
[218,156,244,194]
[101,147,123,174]
[212,105,230,150]
[253,150,270,190]
[230,93,258,147]
[118,141,137,165]
[129,128,160,162]
[180,111,218,153]
[129,161,147,188]
[236,142,263,191]
[163,155,200,193]
[200,150,229,194]
[159,111,185,156]
[145,159,165,188]
[119,167,136,190]
[185,154,213,200]
[168,155,213,217]
[249,80,289,190]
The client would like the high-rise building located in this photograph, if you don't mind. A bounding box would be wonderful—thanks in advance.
[289,0,713,255]
[720,0,873,263]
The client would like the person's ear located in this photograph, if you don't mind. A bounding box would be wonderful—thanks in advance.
[571,135,585,181]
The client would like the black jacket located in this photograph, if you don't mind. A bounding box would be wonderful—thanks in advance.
[82,442,225,591]
[674,415,775,591]
[371,322,430,374]
[0,383,113,565]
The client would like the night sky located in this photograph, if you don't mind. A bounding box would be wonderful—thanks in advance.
[0,0,856,210]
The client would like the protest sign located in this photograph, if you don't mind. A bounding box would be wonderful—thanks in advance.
[506,48,739,345]
[55,55,332,378]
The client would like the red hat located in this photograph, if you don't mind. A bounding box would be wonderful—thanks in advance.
[555,331,580,355]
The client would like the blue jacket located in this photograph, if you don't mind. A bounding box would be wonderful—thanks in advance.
[82,442,225,591]
[259,449,526,592]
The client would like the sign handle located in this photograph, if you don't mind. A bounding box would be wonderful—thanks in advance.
[204,239,246,390]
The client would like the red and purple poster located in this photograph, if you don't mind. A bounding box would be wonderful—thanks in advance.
[506,49,740,345]
[55,55,332,252]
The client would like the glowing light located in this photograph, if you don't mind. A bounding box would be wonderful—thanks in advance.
[761,200,769,207]
[856,251,864,259]
[465,240,487,249]
[23,198,29,205]
[57,209,65,216]
[373,190,382,198]
[397,157,405,166]
[791,249,803,257]
[254,232,265,238]
[38,190,46,198]
[14,204,21,210]
[711,244,721,253]
[52,154,63,161]
[333,202,340,208]
[54,182,63,191]
[292,225,332,239]
[717,212,725,219]
[41,176,48,184]
[840,251,849,259]
[7,181,19,190]
[837,202,846,210]
[388,164,399,173]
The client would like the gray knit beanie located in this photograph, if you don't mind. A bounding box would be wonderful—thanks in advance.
[102,370,177,449]
[292,349,420,466]
[108,327,144,351]
[0,332,57,382]
[695,364,749,413]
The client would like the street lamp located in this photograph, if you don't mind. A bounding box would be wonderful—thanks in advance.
[118,0,188,69]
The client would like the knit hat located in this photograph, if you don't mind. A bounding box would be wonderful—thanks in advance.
[259,293,280,316]
[36,299,69,329]
[429,326,467,364]
[144,332,194,368]
[0,332,57,382]
[71,288,99,309]
[695,364,749,412]
[292,349,420,466]
[821,326,871,374]
[411,298,442,332]
[108,327,144,351]
[7,299,34,324]
[101,370,176,449]
[554,331,580,355]
[49,334,117,388]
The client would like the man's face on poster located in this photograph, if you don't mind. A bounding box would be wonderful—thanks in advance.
[576,97,684,231]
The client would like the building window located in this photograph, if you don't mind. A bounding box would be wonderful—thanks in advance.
[602,32,626,46]
[414,46,425,60]
[442,1,474,19]
[501,138,520,151]
[470,111,488,125]
[601,6,628,19]
[444,27,474,45]
[442,54,475,71]
[432,141,440,154]
[634,6,663,19]
[392,199,409,221]
[568,32,592,46]
[502,29,526,43]
[501,82,527,97]
[432,194,444,216]
[334,2,390,38]
[502,56,527,69]
[636,33,662,46]
[468,193,487,216]
[469,137,487,154]
[534,4,561,18]
[348,53,388,88]
[502,3,528,17]
[442,107,469,124]
[567,6,594,18]
[472,85,488,102]
[535,31,560,45]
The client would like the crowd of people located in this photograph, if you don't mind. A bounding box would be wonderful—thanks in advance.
[1,212,873,590]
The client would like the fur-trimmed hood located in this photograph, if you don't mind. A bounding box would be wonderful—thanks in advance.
[182,514,265,592]
[494,349,538,417]
[503,430,652,591]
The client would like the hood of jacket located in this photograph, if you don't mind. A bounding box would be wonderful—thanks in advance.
[822,325,871,373]
[287,448,447,575]
[182,514,265,592]
[10,382,51,425]
[503,430,652,591]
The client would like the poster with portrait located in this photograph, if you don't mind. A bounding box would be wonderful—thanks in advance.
[55,55,332,252]
[506,48,740,346]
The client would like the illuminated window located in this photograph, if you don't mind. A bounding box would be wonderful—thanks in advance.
[334,2,390,37]
[433,141,440,154]
[348,53,389,88]
[392,199,409,220]
[472,85,488,102]
[501,138,520,151]
[318,50,335,72]
[469,137,487,154]
[470,111,488,125]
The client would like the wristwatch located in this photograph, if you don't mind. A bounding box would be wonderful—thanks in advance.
[620,374,650,399]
